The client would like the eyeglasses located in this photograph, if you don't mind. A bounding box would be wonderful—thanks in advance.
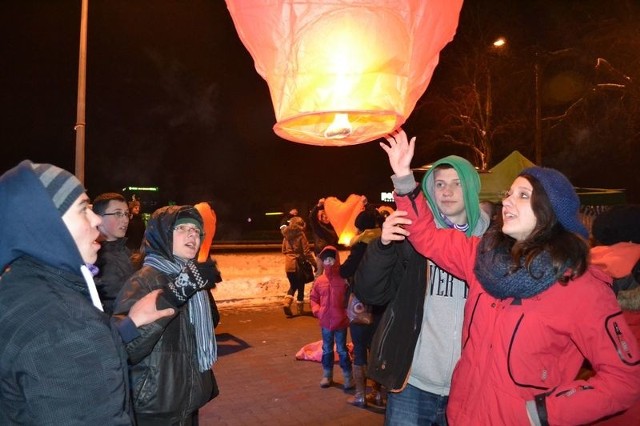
[173,224,203,238]
[102,211,130,219]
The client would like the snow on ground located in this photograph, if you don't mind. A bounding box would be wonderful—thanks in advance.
[211,251,288,309]
[210,250,349,309]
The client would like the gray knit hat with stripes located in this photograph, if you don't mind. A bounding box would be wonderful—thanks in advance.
[30,163,85,215]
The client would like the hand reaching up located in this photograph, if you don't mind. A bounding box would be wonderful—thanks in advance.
[380,128,416,177]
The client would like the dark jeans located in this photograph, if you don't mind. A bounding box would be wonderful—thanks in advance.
[320,327,351,372]
[385,384,448,426]
[286,271,305,302]
[349,322,375,366]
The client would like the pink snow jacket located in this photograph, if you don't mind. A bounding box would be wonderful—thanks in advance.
[395,186,640,426]
[310,246,350,331]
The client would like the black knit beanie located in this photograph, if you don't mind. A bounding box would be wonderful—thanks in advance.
[30,162,85,216]
[355,210,377,231]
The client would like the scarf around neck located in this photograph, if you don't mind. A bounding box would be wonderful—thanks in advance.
[473,239,559,299]
[144,253,217,372]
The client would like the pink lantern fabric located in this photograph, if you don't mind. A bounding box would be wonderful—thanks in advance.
[226,0,463,146]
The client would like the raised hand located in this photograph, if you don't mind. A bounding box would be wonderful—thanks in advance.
[380,128,416,177]
[380,210,412,245]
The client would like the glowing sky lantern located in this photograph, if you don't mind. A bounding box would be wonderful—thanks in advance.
[194,202,217,263]
[225,0,463,146]
[324,194,366,246]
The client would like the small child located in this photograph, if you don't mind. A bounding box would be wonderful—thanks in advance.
[310,246,353,390]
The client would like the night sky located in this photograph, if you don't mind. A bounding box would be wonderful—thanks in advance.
[2,1,638,238]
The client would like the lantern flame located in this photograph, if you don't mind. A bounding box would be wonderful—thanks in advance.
[324,113,353,139]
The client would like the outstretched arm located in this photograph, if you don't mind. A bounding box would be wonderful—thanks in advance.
[380,128,416,178]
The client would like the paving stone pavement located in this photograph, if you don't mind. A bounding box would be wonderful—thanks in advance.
[199,303,386,426]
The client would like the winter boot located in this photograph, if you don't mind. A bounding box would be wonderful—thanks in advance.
[342,368,355,391]
[320,369,333,388]
[346,365,367,407]
[296,301,305,316]
[366,381,387,409]
[283,295,294,317]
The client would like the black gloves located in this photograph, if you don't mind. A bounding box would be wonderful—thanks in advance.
[163,258,222,307]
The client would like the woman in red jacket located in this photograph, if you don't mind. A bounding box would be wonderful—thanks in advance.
[377,129,640,425]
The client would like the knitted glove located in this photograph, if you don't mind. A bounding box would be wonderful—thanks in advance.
[163,258,222,307]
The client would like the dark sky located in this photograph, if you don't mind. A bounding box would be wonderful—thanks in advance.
[2,1,638,238]
[1,1,393,234]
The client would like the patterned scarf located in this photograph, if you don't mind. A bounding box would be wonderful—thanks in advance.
[473,239,559,299]
[144,253,217,372]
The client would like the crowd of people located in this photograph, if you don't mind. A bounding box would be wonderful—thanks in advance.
[2,126,640,425]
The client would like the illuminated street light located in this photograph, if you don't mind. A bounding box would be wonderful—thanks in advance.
[492,37,506,48]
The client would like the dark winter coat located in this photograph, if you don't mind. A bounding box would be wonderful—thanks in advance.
[355,238,429,391]
[0,160,134,425]
[95,238,134,315]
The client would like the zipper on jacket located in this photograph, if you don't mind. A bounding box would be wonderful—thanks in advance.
[375,309,395,364]
[463,293,482,348]
[508,313,549,391]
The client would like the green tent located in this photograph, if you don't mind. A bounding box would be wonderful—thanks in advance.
[479,151,535,202]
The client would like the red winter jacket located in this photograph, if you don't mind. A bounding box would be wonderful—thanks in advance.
[395,188,640,426]
[310,247,349,331]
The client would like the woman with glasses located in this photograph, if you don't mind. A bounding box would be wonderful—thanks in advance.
[114,205,222,425]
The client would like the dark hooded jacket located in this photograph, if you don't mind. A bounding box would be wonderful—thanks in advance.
[113,205,218,422]
[95,237,135,315]
[0,160,134,425]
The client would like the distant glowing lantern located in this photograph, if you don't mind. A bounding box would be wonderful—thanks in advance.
[195,202,217,263]
[225,0,463,146]
[324,194,365,246]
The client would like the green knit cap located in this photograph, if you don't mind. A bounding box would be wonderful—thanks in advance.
[421,155,481,237]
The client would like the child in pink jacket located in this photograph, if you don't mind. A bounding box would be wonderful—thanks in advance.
[310,246,353,390]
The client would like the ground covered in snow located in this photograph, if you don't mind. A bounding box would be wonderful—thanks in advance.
[210,250,349,309]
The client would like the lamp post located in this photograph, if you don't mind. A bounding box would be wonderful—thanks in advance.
[74,0,88,184]
[480,37,507,170]
[534,54,542,165]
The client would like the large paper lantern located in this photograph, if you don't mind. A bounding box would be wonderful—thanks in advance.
[195,202,217,263]
[226,0,463,146]
[324,194,365,246]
